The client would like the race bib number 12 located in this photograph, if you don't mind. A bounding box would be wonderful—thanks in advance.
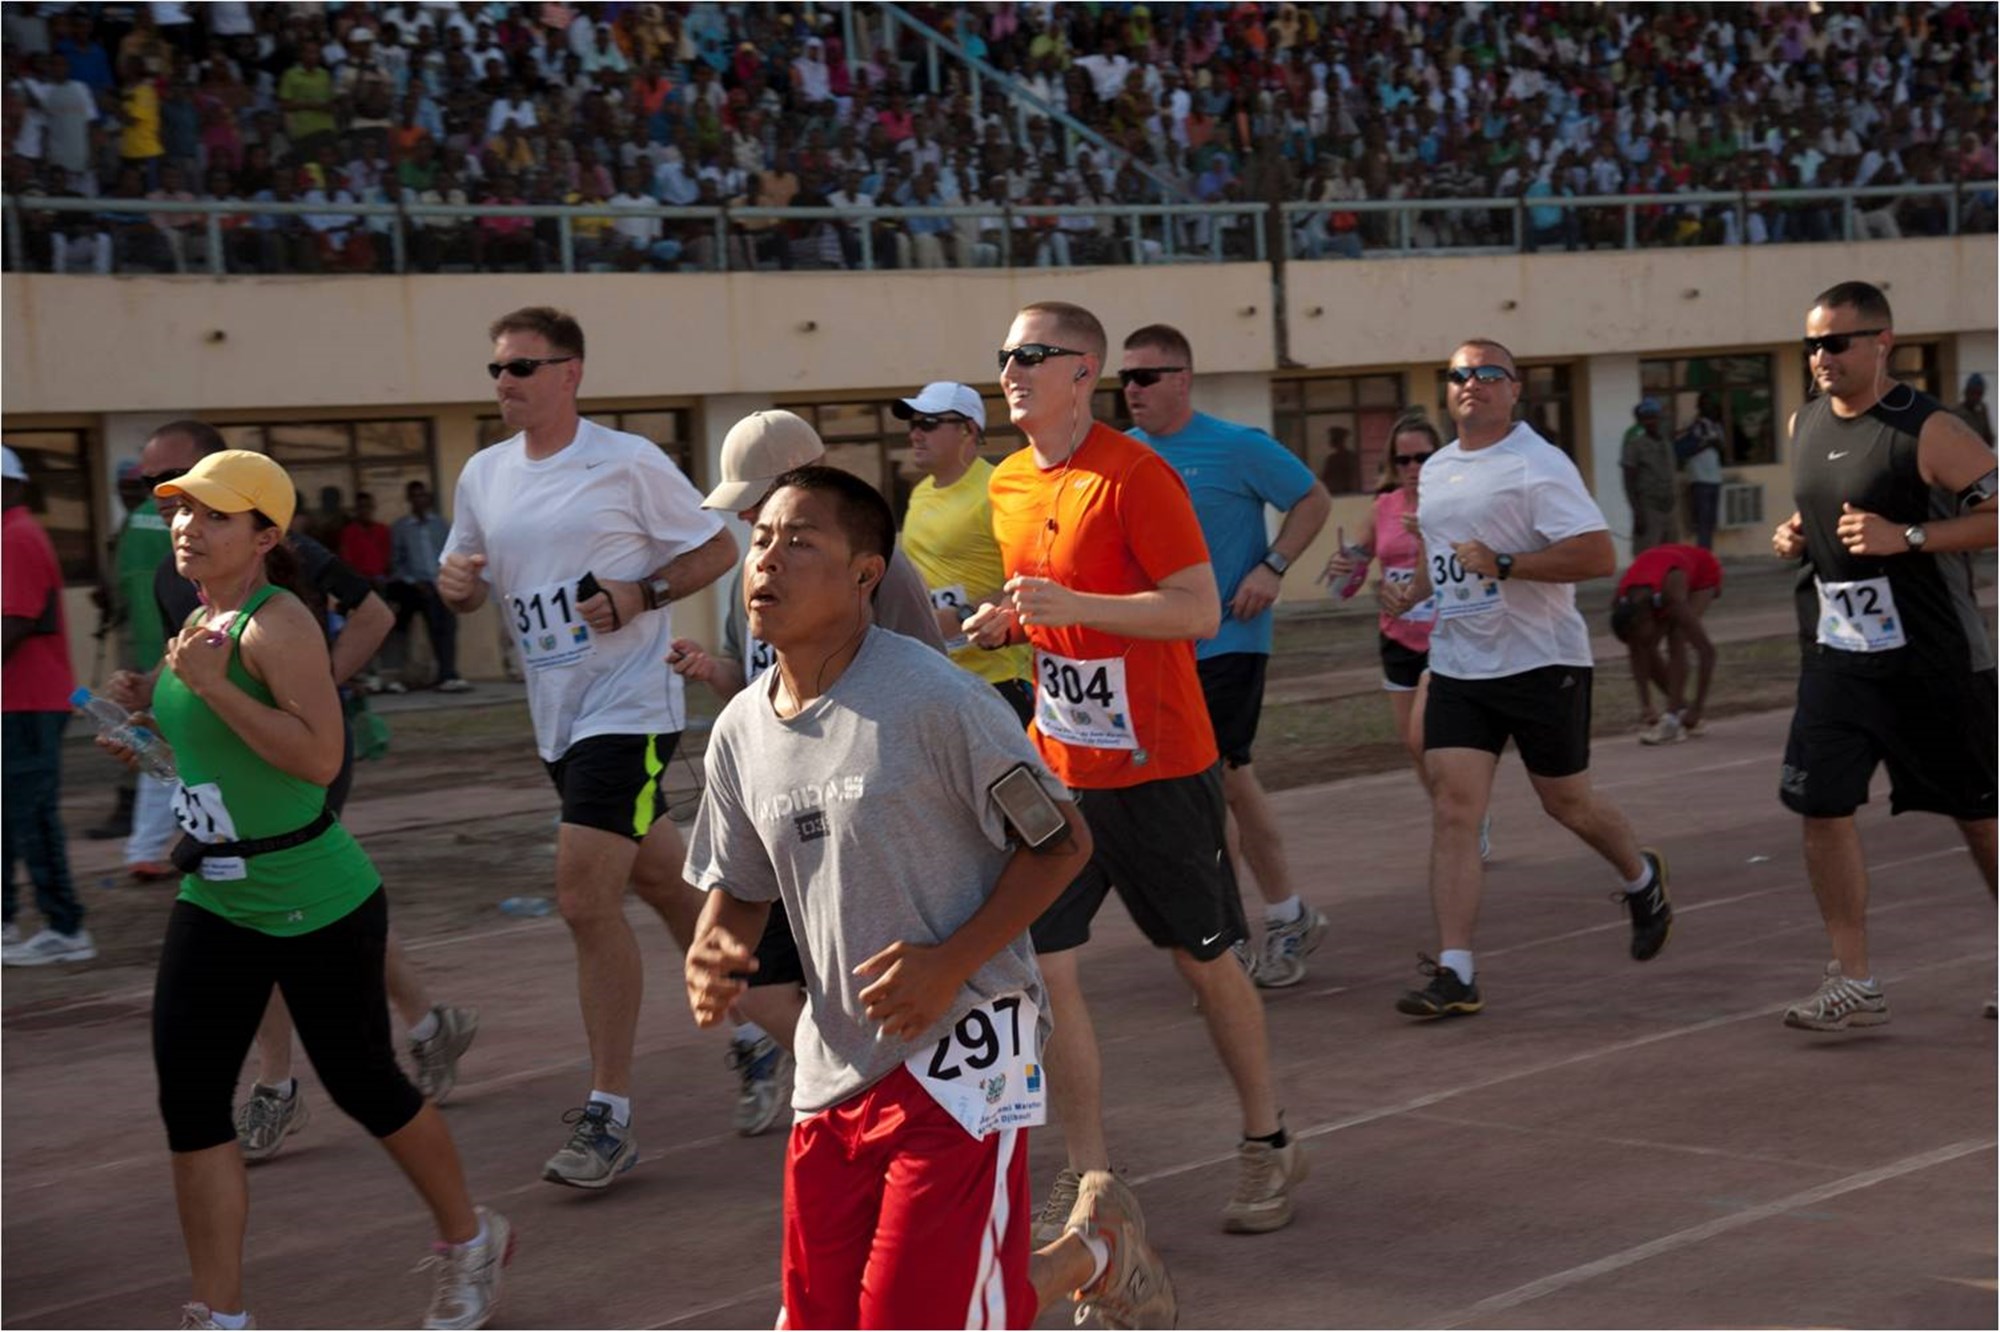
[1816,576,1905,653]
[907,993,1046,1140]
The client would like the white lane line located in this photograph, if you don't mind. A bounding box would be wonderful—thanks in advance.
[1432,1139,1996,1329]
[646,1282,784,1329]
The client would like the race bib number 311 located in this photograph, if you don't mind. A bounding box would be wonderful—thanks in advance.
[907,993,1046,1140]
[509,578,595,672]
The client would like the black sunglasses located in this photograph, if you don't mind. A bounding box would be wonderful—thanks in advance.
[487,355,577,380]
[910,414,967,432]
[1446,365,1516,386]
[997,343,1084,372]
[142,466,189,489]
[1394,452,1433,466]
[1801,329,1885,356]
[1118,366,1187,389]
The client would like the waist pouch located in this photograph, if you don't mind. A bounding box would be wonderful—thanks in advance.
[170,807,336,875]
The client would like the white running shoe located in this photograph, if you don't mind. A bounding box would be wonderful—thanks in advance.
[420,1207,514,1330]
[410,1006,481,1105]
[180,1303,257,1329]
[236,1082,312,1163]
[1639,714,1686,746]
[1,922,19,947]
[2,927,96,966]
[726,1034,792,1137]
[1783,961,1889,1031]
[1254,906,1328,988]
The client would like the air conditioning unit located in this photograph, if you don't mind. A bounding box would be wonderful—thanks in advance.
[1719,482,1764,530]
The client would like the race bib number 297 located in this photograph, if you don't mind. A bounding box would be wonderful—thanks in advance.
[907,993,1046,1140]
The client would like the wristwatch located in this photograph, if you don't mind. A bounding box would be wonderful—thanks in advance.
[1495,553,1515,580]
[1902,524,1927,552]
[641,574,672,610]
[1261,550,1291,576]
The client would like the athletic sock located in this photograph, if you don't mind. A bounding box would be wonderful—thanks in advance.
[208,1311,250,1330]
[1440,950,1475,986]
[1623,864,1656,895]
[1853,976,1877,989]
[734,1021,767,1045]
[588,1090,631,1127]
[1244,1124,1290,1150]
[451,1213,491,1252]
[1076,1231,1110,1288]
[408,1009,441,1043]
[264,1078,297,1100]
[1263,895,1304,925]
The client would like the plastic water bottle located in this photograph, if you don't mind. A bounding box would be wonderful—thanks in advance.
[1328,525,1369,601]
[71,687,177,781]
[498,896,555,917]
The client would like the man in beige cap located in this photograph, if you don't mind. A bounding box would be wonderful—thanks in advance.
[666,409,946,1136]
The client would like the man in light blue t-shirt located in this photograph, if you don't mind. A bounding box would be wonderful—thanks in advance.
[1122,323,1334,989]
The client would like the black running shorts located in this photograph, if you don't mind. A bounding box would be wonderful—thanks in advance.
[1379,635,1428,692]
[1029,764,1247,961]
[1780,666,1998,821]
[1425,665,1593,778]
[1196,652,1269,769]
[543,732,680,840]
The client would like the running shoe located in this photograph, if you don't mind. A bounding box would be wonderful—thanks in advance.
[436,677,474,694]
[180,1304,257,1329]
[1031,1166,1082,1245]
[1783,961,1890,1031]
[1070,1171,1176,1330]
[726,1033,793,1137]
[419,1206,514,1330]
[1395,954,1483,1019]
[1221,1136,1308,1234]
[542,1103,638,1188]
[1638,714,1686,746]
[1618,848,1674,961]
[1985,996,1997,1020]
[236,1082,312,1164]
[1253,906,1328,989]
[1,922,18,947]
[1,927,96,966]
[410,1006,481,1105]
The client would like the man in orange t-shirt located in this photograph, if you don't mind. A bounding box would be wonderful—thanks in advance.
[967,302,1305,1244]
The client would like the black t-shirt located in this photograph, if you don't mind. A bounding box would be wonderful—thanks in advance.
[1791,387,1993,678]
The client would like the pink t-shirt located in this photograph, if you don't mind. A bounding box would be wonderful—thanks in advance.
[1373,488,1434,653]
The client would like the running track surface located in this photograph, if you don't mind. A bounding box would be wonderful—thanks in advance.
[3,707,1994,1330]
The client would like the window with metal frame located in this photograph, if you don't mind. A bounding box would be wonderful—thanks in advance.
[1639,354,1778,466]
[4,428,98,584]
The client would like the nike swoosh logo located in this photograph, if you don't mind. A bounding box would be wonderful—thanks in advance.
[1826,451,1849,460]
[586,460,606,469]
[1201,932,1225,946]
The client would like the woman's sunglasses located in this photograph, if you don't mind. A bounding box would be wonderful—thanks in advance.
[487,355,577,380]
[996,343,1084,371]
[1118,366,1186,389]
[1394,452,1433,466]
[1801,329,1884,357]
[1445,365,1515,386]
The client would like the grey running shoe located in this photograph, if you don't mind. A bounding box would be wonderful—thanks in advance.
[410,1006,480,1105]
[1783,961,1890,1031]
[1618,848,1674,961]
[1032,1166,1083,1245]
[180,1304,257,1330]
[726,1034,792,1137]
[1638,714,1686,746]
[542,1103,638,1188]
[1,927,96,966]
[1220,1137,1308,1234]
[236,1082,311,1164]
[420,1207,514,1330]
[1254,906,1328,989]
[1070,1170,1176,1329]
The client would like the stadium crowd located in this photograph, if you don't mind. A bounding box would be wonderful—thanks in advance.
[1,1,1995,273]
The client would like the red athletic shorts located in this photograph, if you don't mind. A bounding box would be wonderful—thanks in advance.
[780,1065,1034,1330]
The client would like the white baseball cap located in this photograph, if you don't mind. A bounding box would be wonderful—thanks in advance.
[0,446,26,483]
[703,410,826,511]
[892,382,986,429]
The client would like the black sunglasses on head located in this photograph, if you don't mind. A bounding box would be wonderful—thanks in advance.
[910,414,968,433]
[1801,329,1885,357]
[996,343,1084,372]
[1446,365,1516,386]
[487,355,577,380]
[1118,366,1187,389]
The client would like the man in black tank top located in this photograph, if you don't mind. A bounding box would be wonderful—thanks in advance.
[1771,280,1998,1031]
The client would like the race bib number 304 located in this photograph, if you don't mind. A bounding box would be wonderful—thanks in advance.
[1033,651,1136,751]
[1816,576,1905,653]
[509,578,595,672]
[907,993,1046,1140]
[1427,545,1502,621]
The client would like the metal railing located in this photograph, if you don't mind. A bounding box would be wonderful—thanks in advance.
[4,183,1990,276]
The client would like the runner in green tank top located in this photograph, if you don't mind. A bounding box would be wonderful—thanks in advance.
[88,451,513,1332]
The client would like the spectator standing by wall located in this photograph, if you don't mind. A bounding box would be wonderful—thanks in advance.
[389,479,468,693]
[1678,392,1727,550]
[1620,398,1680,553]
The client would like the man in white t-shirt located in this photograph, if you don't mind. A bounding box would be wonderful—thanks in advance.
[1383,338,1672,1020]
[439,307,738,1187]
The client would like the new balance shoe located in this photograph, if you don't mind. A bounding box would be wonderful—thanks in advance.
[1221,1136,1308,1234]
[1069,1171,1176,1330]
[1254,906,1328,989]
[1783,961,1890,1031]
[180,1304,257,1330]
[420,1206,514,1330]
[236,1082,311,1164]
[2,927,96,966]
[726,1033,792,1137]
[1395,954,1482,1019]
[1031,1165,1081,1246]
[1619,848,1673,961]
[410,1006,480,1105]
[542,1103,638,1188]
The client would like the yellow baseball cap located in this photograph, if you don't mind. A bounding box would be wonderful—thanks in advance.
[154,450,296,531]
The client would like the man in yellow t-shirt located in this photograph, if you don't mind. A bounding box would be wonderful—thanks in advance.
[892,382,1034,723]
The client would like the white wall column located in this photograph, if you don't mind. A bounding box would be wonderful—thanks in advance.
[1583,355,1641,565]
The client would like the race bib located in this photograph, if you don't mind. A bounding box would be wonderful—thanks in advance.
[1384,567,1436,623]
[907,993,1046,1140]
[1816,576,1905,653]
[507,578,594,672]
[172,781,246,882]
[930,585,973,652]
[1033,651,1136,750]
[1427,545,1502,621]
[746,635,776,680]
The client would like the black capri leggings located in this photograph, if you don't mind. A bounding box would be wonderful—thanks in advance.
[152,887,423,1153]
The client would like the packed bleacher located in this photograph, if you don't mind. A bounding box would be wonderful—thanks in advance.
[2,1,1994,274]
